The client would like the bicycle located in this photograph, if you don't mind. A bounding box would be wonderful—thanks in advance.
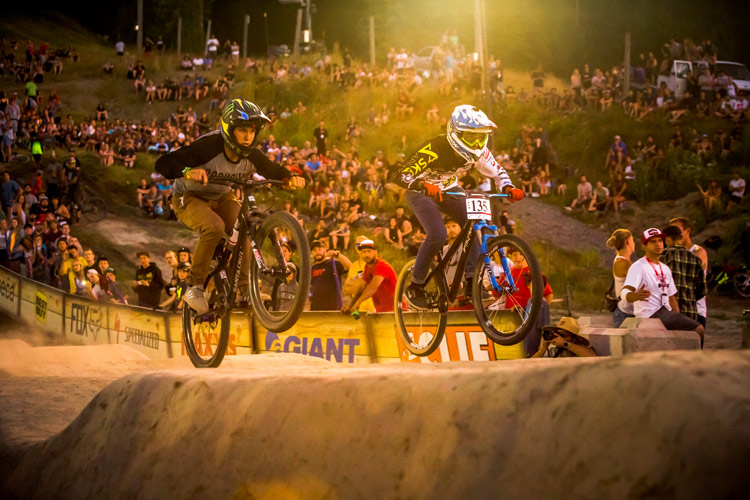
[394,191,544,356]
[67,191,108,223]
[182,176,311,368]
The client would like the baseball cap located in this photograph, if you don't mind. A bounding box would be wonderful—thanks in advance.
[177,261,191,271]
[311,239,326,249]
[177,247,191,254]
[87,268,100,276]
[104,267,116,275]
[356,239,376,251]
[136,251,150,258]
[641,228,666,245]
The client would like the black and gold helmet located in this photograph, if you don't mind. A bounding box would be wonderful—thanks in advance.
[220,99,270,157]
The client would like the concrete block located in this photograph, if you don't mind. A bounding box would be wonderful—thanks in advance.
[585,325,700,357]
[620,317,667,330]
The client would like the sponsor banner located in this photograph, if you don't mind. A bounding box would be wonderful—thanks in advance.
[255,312,370,364]
[20,280,65,340]
[0,267,20,317]
[391,311,524,363]
[108,304,170,360]
[65,296,109,345]
[166,311,254,360]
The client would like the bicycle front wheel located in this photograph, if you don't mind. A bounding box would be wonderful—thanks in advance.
[80,197,108,222]
[182,275,231,368]
[393,259,449,357]
[472,234,544,346]
[249,211,311,332]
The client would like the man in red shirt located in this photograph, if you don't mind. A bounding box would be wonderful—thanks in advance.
[341,239,397,314]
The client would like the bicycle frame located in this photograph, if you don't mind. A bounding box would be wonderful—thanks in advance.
[422,192,517,303]
[200,186,284,314]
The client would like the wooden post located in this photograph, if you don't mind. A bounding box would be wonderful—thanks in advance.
[369,16,376,67]
[243,15,250,60]
[177,17,182,57]
[623,33,631,100]
[474,0,486,95]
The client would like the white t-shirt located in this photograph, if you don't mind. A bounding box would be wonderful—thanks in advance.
[623,256,677,318]
[729,178,746,198]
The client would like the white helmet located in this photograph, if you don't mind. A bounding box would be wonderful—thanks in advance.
[446,105,497,162]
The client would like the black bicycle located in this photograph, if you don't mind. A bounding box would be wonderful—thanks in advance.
[394,191,544,356]
[183,176,311,367]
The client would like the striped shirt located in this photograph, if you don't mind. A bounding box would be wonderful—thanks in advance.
[662,245,707,321]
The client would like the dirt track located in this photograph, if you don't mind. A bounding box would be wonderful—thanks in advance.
[1,339,749,500]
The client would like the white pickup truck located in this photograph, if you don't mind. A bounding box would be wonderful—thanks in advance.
[657,59,750,100]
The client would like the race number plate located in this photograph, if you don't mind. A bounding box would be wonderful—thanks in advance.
[465,195,492,220]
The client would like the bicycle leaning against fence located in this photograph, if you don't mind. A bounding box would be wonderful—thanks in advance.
[394,191,544,356]
[182,175,311,367]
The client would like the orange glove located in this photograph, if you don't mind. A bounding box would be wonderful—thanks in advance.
[505,187,524,202]
[423,182,443,202]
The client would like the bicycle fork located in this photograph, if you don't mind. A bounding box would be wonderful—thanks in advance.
[475,222,517,293]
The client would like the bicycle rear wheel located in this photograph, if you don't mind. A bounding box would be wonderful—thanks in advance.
[80,197,108,222]
[734,272,750,298]
[393,259,449,357]
[182,274,231,368]
[249,211,311,332]
[472,234,543,346]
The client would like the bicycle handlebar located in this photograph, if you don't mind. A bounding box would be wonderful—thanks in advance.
[209,176,285,189]
[444,191,509,198]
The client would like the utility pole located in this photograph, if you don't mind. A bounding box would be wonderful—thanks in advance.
[305,0,312,44]
[623,33,631,100]
[263,12,270,56]
[177,17,182,57]
[474,0,486,95]
[243,15,250,59]
[369,16,376,67]
[293,9,303,57]
[136,0,143,53]
[205,20,212,55]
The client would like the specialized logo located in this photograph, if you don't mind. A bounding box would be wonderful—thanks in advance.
[113,312,161,350]
[265,331,360,363]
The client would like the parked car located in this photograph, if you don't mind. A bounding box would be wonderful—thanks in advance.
[656,59,750,100]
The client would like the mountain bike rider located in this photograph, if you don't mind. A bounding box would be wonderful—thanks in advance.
[392,104,524,309]
[155,99,305,314]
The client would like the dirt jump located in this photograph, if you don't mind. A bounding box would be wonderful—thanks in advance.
[1,338,749,500]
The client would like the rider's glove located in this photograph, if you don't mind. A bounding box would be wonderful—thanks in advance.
[423,182,444,202]
[505,187,524,202]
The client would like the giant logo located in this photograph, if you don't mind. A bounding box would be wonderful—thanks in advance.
[265,332,360,363]
[69,303,104,340]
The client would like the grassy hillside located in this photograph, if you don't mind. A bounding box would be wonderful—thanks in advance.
[3,13,748,310]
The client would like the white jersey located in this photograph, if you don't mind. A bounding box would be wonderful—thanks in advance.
[689,244,708,317]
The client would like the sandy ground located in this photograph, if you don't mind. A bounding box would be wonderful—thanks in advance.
[1,336,750,500]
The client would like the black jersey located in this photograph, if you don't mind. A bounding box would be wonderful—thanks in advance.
[393,134,513,192]
[155,130,291,200]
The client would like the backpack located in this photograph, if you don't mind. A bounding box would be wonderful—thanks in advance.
[602,279,619,313]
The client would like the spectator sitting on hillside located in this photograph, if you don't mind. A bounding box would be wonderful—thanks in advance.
[588,180,610,212]
[727,170,746,215]
[564,175,593,211]
[696,179,722,214]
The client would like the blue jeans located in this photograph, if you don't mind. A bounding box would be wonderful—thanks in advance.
[613,306,634,328]
[406,189,480,285]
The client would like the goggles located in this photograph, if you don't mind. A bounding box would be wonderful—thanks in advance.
[460,131,489,149]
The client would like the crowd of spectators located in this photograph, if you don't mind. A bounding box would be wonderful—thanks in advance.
[1,29,747,318]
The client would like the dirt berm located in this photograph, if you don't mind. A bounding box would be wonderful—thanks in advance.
[2,349,750,500]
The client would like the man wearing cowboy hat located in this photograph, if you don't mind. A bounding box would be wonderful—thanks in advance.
[532,317,596,358]
[341,239,397,314]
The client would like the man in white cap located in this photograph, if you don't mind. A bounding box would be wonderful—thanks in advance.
[622,228,704,344]
[341,239,397,314]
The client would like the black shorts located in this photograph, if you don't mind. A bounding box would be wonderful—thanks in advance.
[650,307,700,331]
[729,195,743,204]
